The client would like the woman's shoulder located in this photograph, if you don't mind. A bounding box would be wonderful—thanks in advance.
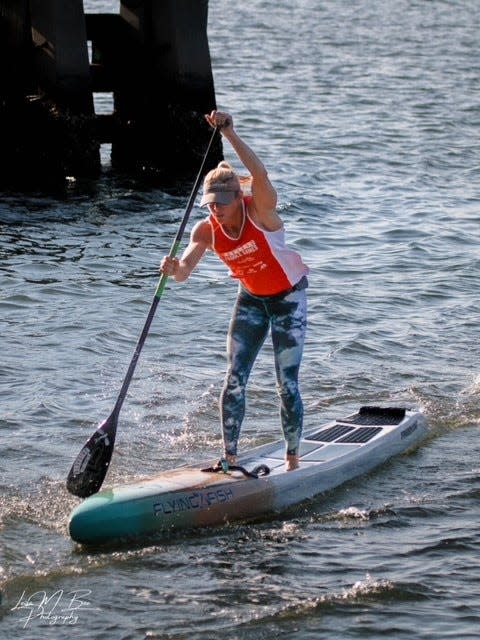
[191,218,213,243]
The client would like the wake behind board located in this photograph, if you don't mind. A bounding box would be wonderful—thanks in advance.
[68,406,428,545]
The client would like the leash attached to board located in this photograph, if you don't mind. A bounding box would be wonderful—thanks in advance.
[202,459,270,479]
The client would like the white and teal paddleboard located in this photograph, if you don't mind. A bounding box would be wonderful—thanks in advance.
[68,406,428,545]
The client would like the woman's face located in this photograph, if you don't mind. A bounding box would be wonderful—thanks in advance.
[207,193,242,224]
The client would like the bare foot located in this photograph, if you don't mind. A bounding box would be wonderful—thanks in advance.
[225,454,237,466]
[285,454,299,472]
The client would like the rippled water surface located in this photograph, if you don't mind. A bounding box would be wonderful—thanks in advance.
[1,1,479,638]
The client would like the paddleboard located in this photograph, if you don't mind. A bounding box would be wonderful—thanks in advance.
[68,406,427,545]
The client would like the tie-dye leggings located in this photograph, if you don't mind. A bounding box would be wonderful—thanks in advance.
[220,281,307,457]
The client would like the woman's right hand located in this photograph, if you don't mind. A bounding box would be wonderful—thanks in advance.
[159,256,179,276]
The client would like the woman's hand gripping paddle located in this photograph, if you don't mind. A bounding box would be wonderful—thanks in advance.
[66,127,219,498]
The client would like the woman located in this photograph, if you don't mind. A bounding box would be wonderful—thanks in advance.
[160,111,308,471]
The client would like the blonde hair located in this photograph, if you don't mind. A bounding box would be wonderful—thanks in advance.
[204,161,239,188]
[204,161,252,193]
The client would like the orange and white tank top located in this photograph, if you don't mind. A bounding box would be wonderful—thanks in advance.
[208,198,309,296]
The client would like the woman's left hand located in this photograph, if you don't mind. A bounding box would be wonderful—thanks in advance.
[205,110,233,131]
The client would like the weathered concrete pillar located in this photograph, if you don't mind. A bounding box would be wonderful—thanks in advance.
[0,0,100,187]
[112,0,221,176]
[148,0,217,110]
[0,0,220,188]
[0,0,33,101]
[29,0,93,114]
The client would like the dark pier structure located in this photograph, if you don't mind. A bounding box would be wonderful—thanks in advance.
[0,0,222,188]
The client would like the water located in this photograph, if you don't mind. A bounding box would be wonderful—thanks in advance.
[1,0,479,637]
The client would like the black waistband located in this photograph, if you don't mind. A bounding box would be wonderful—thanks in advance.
[282,275,309,296]
[241,275,308,301]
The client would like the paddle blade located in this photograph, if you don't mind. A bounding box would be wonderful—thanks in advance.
[66,415,117,498]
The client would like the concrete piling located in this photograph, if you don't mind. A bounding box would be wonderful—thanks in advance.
[0,0,221,189]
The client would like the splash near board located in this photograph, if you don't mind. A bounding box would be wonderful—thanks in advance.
[68,406,427,545]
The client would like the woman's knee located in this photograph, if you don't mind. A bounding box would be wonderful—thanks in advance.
[276,377,300,404]
[223,372,245,397]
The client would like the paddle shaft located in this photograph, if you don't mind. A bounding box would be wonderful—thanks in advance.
[112,126,219,417]
[66,125,219,497]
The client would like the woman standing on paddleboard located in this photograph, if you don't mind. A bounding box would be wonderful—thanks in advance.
[160,111,309,471]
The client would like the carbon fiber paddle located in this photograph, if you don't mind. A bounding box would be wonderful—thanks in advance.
[66,126,219,498]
